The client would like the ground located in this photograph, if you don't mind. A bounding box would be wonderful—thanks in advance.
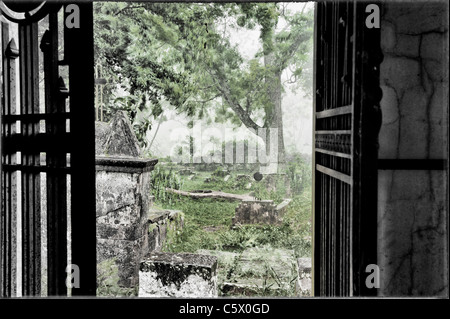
[153,163,312,297]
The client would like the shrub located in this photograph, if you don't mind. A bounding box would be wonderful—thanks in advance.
[151,166,183,205]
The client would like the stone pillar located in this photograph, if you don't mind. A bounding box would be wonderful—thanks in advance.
[96,156,158,288]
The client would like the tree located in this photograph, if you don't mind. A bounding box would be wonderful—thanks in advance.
[94,2,314,165]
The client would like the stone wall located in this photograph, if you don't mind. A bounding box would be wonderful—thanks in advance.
[378,1,448,296]
[139,252,218,297]
[95,111,160,289]
[147,209,184,252]
[96,157,157,288]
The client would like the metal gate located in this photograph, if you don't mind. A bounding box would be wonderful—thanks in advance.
[0,1,95,297]
[313,0,383,296]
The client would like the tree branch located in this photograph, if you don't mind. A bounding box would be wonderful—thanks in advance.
[193,94,221,104]
[278,29,311,70]
[208,68,263,131]
[114,4,148,16]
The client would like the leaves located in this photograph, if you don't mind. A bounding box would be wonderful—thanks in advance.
[94,2,314,149]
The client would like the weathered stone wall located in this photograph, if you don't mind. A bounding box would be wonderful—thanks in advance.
[378,1,448,296]
[96,157,157,288]
[139,252,218,297]
[95,111,159,289]
[147,209,184,252]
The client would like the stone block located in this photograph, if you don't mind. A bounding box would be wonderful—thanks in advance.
[147,209,184,252]
[381,56,421,91]
[378,170,448,296]
[97,234,148,288]
[276,198,292,215]
[139,252,218,297]
[388,2,447,35]
[233,199,290,226]
[199,248,298,297]
[97,210,148,241]
[95,121,110,156]
[88,111,161,293]
[395,33,420,58]
[380,21,396,52]
[96,170,137,218]
[420,32,444,61]
[424,59,447,82]
[96,110,141,157]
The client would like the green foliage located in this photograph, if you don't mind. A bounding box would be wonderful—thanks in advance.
[252,176,287,204]
[285,152,312,194]
[97,259,137,297]
[94,2,314,149]
[151,166,183,205]
[153,165,312,297]
[159,195,311,258]
[161,211,185,252]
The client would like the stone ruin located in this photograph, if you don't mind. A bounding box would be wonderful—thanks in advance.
[139,252,218,297]
[147,208,184,252]
[96,111,158,287]
[232,198,292,226]
[95,111,217,296]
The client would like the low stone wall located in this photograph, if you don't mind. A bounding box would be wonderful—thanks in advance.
[139,252,218,297]
[148,209,184,252]
[232,198,291,226]
[96,156,158,288]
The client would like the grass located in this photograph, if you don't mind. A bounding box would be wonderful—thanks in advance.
[155,167,312,258]
[181,170,254,195]
[152,162,312,297]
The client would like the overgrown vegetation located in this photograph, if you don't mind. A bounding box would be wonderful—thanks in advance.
[97,259,138,297]
[151,165,184,205]
[152,154,312,260]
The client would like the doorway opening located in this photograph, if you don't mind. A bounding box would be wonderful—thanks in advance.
[93,1,314,297]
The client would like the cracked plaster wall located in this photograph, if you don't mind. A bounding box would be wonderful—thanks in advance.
[378,1,448,296]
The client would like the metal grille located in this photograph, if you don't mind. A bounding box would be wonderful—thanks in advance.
[313,0,382,296]
[0,2,96,297]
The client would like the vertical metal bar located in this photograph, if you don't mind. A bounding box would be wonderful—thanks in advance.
[94,66,98,121]
[19,20,41,296]
[349,0,358,296]
[0,18,7,298]
[65,2,96,296]
[41,10,68,296]
[312,1,320,296]
[3,37,19,298]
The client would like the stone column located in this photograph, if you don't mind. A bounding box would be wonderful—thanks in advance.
[96,156,158,288]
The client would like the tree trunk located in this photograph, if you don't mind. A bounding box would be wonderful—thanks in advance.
[264,52,286,172]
